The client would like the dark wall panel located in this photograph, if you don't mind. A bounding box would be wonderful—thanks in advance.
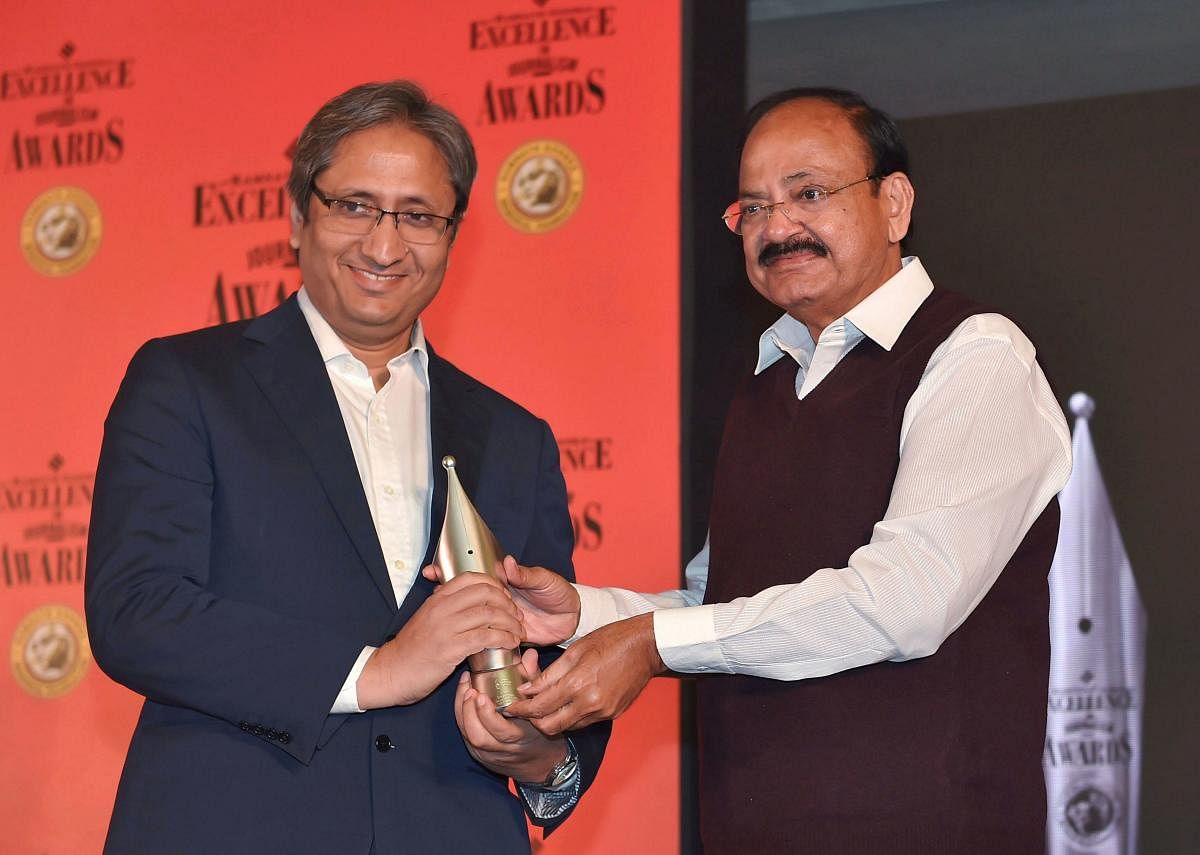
[901,85,1200,854]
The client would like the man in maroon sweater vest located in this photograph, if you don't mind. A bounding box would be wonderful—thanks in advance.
[500,89,1072,852]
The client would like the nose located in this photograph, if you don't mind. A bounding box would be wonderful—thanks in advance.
[358,216,410,266]
[761,202,804,243]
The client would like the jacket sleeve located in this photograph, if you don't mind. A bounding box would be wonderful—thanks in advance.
[84,338,366,765]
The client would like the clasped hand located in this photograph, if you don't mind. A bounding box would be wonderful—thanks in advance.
[503,612,664,735]
[452,648,569,784]
[481,556,666,736]
[356,571,523,709]
[359,556,660,776]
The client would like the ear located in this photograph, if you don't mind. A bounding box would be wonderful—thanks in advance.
[881,172,915,244]
[447,211,464,248]
[289,202,304,249]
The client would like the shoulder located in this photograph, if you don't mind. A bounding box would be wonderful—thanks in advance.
[126,297,301,374]
[911,282,1038,369]
[935,311,1038,372]
[138,319,251,360]
[116,321,243,386]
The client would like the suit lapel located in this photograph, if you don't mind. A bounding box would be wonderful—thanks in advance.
[240,298,396,609]
[392,348,492,629]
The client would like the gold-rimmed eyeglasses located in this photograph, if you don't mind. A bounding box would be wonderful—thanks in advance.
[311,185,457,244]
[721,175,878,235]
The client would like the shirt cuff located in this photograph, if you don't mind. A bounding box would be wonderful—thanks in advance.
[331,646,377,714]
[516,741,582,820]
[569,584,622,642]
[653,605,730,674]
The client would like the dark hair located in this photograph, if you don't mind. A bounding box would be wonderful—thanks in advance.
[287,80,477,222]
[741,87,909,183]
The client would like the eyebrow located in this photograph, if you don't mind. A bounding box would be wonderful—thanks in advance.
[329,187,441,210]
[739,169,816,200]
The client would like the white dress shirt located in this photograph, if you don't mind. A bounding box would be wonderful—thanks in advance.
[572,257,1073,680]
[298,290,579,816]
[296,288,432,713]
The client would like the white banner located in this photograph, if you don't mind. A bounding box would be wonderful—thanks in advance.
[1045,392,1145,854]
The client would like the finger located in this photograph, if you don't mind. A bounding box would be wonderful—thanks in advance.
[458,626,524,656]
[505,679,573,719]
[425,599,522,652]
[438,582,519,623]
[439,571,510,598]
[565,711,606,731]
[453,671,471,731]
[522,703,584,737]
[457,599,523,633]
[473,693,526,743]
[456,675,499,749]
[501,555,524,588]
[436,589,522,633]
[422,563,444,583]
[517,648,542,684]
[517,651,573,694]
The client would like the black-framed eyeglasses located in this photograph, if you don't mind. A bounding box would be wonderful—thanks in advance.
[721,175,879,235]
[311,185,457,244]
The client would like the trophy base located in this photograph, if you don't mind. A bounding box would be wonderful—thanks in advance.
[472,662,524,711]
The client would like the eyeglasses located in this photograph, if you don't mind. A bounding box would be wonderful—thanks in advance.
[721,175,878,235]
[311,185,457,244]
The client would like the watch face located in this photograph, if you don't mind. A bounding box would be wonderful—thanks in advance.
[548,760,577,788]
[545,742,579,788]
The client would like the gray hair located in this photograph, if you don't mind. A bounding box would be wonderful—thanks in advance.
[287,80,477,222]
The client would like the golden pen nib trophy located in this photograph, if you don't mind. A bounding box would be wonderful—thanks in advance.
[435,455,524,710]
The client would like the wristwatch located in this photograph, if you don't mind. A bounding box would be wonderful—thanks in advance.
[541,738,579,789]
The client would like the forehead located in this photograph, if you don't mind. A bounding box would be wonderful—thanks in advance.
[740,99,870,185]
[323,122,453,198]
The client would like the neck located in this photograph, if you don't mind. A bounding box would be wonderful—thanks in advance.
[343,325,415,392]
[798,252,903,341]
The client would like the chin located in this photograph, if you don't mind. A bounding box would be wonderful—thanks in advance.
[755,279,821,309]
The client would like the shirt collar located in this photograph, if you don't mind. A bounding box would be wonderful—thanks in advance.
[755,256,933,374]
[296,286,429,371]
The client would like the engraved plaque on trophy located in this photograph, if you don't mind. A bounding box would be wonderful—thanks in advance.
[435,455,524,710]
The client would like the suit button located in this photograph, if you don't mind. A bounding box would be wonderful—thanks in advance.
[252,725,266,736]
[278,731,291,745]
[375,735,394,753]
[239,721,251,732]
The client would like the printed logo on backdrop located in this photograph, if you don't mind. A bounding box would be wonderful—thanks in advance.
[1045,668,1136,849]
[3,42,130,172]
[559,437,610,552]
[1054,777,1120,849]
[193,142,299,326]
[1,456,90,591]
[9,603,90,699]
[471,2,613,125]
[496,139,583,233]
[19,185,103,276]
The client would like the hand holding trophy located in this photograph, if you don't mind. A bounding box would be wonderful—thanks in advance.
[434,456,525,710]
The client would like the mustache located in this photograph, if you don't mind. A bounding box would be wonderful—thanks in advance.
[759,236,829,267]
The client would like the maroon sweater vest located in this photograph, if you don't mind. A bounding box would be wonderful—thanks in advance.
[698,288,1059,854]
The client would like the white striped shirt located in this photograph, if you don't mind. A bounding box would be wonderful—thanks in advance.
[573,257,1072,679]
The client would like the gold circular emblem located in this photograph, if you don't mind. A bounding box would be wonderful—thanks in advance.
[10,604,90,699]
[20,185,103,277]
[495,139,584,233]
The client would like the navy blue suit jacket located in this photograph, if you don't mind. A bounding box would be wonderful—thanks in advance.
[85,297,607,854]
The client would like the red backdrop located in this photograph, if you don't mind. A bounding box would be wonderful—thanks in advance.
[0,3,680,852]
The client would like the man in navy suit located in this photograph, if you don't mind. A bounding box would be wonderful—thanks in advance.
[85,80,608,854]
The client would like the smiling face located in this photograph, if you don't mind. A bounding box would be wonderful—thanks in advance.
[738,98,913,337]
[292,122,457,361]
